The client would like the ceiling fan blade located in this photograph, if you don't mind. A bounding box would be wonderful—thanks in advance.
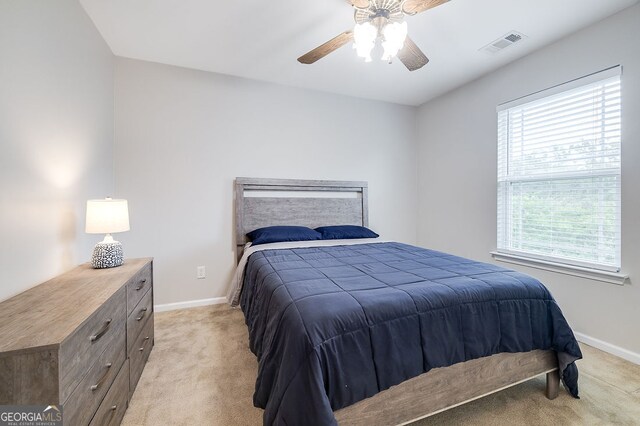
[402,0,449,15]
[298,31,354,64]
[397,36,429,71]
[347,0,370,8]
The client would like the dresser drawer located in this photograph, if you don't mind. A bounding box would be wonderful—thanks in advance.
[126,263,152,316]
[59,287,127,402]
[89,359,129,426]
[127,288,153,354]
[63,328,126,426]
[129,313,154,400]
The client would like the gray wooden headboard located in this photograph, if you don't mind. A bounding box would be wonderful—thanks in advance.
[235,177,369,262]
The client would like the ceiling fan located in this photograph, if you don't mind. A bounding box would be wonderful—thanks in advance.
[297,0,450,71]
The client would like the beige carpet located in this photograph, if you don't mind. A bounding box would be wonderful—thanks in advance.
[122,305,640,426]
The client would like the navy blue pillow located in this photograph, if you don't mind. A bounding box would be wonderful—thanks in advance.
[247,226,322,246]
[315,225,379,240]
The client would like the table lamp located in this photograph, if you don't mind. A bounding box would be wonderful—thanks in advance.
[85,198,130,268]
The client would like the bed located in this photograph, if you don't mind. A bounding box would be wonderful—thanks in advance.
[230,177,582,426]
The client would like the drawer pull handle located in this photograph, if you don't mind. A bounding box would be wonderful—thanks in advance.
[139,336,150,352]
[135,279,147,291]
[136,307,148,321]
[110,405,117,411]
[90,362,112,391]
[90,319,112,342]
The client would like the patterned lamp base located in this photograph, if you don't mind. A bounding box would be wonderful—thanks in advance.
[91,241,124,269]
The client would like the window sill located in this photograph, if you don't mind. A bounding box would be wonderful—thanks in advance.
[490,251,629,286]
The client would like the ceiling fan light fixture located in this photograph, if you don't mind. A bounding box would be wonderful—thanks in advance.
[353,21,377,62]
[299,0,445,71]
[381,21,408,62]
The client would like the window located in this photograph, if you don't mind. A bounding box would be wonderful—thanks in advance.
[497,67,621,273]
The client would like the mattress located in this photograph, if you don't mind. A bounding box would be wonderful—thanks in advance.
[234,241,582,425]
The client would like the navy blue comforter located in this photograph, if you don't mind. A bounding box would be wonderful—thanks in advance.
[240,242,582,425]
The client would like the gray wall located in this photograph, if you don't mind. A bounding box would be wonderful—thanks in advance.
[114,58,418,306]
[0,0,114,300]
[416,5,640,354]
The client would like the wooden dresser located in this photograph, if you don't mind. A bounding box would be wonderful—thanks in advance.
[0,258,154,426]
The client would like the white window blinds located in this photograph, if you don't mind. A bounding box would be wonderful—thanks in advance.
[497,67,622,272]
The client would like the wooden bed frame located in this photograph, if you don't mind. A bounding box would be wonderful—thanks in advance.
[234,177,560,425]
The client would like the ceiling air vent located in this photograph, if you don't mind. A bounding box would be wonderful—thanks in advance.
[480,31,527,54]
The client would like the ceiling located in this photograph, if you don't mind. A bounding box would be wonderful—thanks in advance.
[80,0,638,106]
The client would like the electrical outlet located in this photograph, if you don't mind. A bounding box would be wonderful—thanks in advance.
[197,266,206,279]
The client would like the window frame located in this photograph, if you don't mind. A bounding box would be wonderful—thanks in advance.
[494,66,624,280]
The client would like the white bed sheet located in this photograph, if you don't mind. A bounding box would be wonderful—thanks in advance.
[227,238,387,306]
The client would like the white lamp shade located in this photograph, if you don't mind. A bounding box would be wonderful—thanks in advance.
[354,22,377,62]
[86,198,130,234]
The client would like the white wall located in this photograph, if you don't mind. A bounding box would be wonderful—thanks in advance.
[114,58,418,305]
[416,5,640,355]
[0,0,114,301]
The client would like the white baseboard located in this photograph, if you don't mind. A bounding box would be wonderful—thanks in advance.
[574,332,640,365]
[154,296,228,313]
